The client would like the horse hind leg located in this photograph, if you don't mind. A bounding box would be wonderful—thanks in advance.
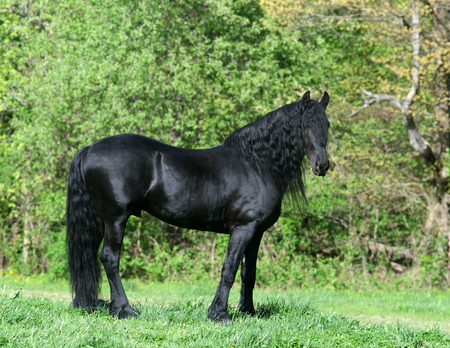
[100,217,137,319]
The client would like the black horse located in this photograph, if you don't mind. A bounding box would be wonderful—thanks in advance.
[67,91,330,321]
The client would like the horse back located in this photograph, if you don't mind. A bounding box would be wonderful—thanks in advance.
[82,134,279,232]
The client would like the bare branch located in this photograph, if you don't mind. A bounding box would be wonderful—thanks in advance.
[307,12,405,26]
[348,1,439,167]
[349,89,402,118]
[350,3,419,118]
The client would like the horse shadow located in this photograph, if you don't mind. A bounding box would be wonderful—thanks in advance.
[228,299,288,320]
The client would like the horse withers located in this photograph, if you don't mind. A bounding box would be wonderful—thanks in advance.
[66,91,330,321]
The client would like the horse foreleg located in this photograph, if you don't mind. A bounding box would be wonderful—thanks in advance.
[238,232,263,315]
[208,225,256,322]
[100,219,137,319]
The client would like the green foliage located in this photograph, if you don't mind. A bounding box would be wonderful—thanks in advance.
[0,0,298,273]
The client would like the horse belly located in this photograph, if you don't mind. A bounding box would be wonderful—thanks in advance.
[139,182,229,233]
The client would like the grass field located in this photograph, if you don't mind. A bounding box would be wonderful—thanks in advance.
[1,277,450,347]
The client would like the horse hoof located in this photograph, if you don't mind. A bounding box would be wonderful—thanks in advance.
[111,304,138,319]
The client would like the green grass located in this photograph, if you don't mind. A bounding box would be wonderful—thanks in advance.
[1,277,450,347]
[300,290,450,331]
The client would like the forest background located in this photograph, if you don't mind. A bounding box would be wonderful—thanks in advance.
[0,0,449,290]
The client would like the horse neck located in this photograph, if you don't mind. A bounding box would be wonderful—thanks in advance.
[224,107,305,191]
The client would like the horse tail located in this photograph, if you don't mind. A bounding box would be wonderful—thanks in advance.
[66,146,104,311]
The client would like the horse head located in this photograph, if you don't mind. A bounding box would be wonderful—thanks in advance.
[301,91,330,177]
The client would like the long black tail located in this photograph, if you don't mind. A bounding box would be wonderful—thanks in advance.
[66,146,104,310]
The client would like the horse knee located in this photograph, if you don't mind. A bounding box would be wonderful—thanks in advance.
[100,248,118,270]
[221,270,237,287]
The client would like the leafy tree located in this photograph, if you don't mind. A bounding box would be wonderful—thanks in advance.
[0,0,333,278]
[347,1,449,257]
[261,0,449,278]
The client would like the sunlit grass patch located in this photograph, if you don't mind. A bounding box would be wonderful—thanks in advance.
[2,279,450,347]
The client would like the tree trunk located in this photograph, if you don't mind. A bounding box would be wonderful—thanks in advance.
[349,1,449,269]
[429,0,450,265]
[22,195,33,265]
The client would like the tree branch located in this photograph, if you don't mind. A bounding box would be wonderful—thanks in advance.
[349,2,438,166]
[349,89,402,118]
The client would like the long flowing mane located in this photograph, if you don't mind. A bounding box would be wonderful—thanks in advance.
[223,100,307,205]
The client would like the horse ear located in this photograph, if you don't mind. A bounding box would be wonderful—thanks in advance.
[320,91,330,109]
[302,91,311,106]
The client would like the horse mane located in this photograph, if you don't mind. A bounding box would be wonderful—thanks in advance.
[223,100,307,206]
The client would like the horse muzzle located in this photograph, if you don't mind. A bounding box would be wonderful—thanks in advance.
[311,158,329,177]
